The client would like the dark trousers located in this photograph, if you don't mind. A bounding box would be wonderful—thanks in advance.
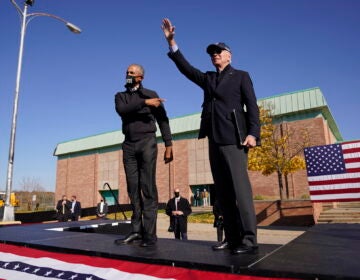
[57,213,70,222]
[123,135,158,241]
[217,226,224,242]
[209,141,257,247]
[71,214,79,221]
[174,217,188,240]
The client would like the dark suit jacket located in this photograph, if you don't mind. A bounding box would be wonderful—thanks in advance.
[96,202,108,217]
[165,197,192,233]
[56,199,72,221]
[168,50,260,145]
[71,201,81,219]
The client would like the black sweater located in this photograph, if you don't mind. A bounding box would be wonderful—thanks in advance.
[115,85,172,146]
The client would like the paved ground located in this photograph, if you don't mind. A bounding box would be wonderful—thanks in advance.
[156,213,307,245]
[2,208,306,245]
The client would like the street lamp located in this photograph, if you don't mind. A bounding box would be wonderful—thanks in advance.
[2,0,81,221]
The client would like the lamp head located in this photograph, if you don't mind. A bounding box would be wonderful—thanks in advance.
[66,23,81,34]
[25,0,34,6]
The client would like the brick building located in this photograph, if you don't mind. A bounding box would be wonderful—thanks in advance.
[54,87,342,210]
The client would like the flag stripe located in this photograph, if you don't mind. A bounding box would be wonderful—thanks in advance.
[310,188,360,195]
[310,193,360,201]
[344,164,360,170]
[310,183,360,191]
[342,141,360,149]
[308,172,360,182]
[311,198,360,203]
[344,154,360,163]
[343,148,360,155]
[308,177,360,186]
[346,167,360,173]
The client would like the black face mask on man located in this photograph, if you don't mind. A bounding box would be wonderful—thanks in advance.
[125,75,136,87]
[174,192,180,198]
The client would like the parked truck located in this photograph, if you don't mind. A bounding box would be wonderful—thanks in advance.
[0,191,20,207]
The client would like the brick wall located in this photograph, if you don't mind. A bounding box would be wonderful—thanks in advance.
[54,113,336,224]
[55,154,98,207]
[255,200,314,226]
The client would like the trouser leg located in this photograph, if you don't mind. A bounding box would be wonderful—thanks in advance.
[174,218,180,239]
[181,231,188,240]
[123,140,142,234]
[138,136,158,241]
[225,145,257,247]
[209,141,257,247]
[217,226,223,242]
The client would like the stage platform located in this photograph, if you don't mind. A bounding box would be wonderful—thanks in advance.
[0,220,359,279]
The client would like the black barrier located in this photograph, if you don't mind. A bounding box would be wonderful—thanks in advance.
[12,203,166,224]
[15,209,57,223]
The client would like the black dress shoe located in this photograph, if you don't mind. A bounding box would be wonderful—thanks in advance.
[231,245,258,255]
[114,233,142,245]
[212,241,229,251]
[140,240,157,247]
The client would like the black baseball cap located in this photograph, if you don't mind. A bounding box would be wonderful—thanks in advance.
[206,42,231,54]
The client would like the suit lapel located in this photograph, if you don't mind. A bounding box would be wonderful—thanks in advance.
[216,66,234,90]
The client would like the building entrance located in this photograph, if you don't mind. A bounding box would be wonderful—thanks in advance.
[190,185,213,207]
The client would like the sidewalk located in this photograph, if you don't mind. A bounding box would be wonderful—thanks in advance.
[156,213,306,245]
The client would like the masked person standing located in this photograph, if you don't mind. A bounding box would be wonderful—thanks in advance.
[161,19,260,254]
[114,64,173,247]
[166,188,192,240]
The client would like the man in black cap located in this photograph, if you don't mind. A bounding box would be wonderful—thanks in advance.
[161,18,260,254]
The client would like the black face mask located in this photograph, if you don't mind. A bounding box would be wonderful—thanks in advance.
[174,192,180,198]
[125,75,136,87]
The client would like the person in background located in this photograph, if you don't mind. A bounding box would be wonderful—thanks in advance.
[162,18,260,254]
[166,188,192,240]
[56,195,71,222]
[202,189,209,207]
[96,198,108,219]
[193,189,199,206]
[114,63,173,248]
[70,195,81,221]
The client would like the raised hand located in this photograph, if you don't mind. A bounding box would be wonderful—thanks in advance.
[161,18,176,45]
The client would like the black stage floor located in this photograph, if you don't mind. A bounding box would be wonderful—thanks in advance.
[0,220,359,279]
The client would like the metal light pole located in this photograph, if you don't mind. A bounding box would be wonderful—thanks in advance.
[2,0,81,222]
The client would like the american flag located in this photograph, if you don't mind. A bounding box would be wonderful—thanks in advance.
[304,140,360,202]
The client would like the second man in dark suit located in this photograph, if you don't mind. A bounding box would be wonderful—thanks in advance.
[166,188,192,240]
[70,195,81,221]
[162,18,260,254]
